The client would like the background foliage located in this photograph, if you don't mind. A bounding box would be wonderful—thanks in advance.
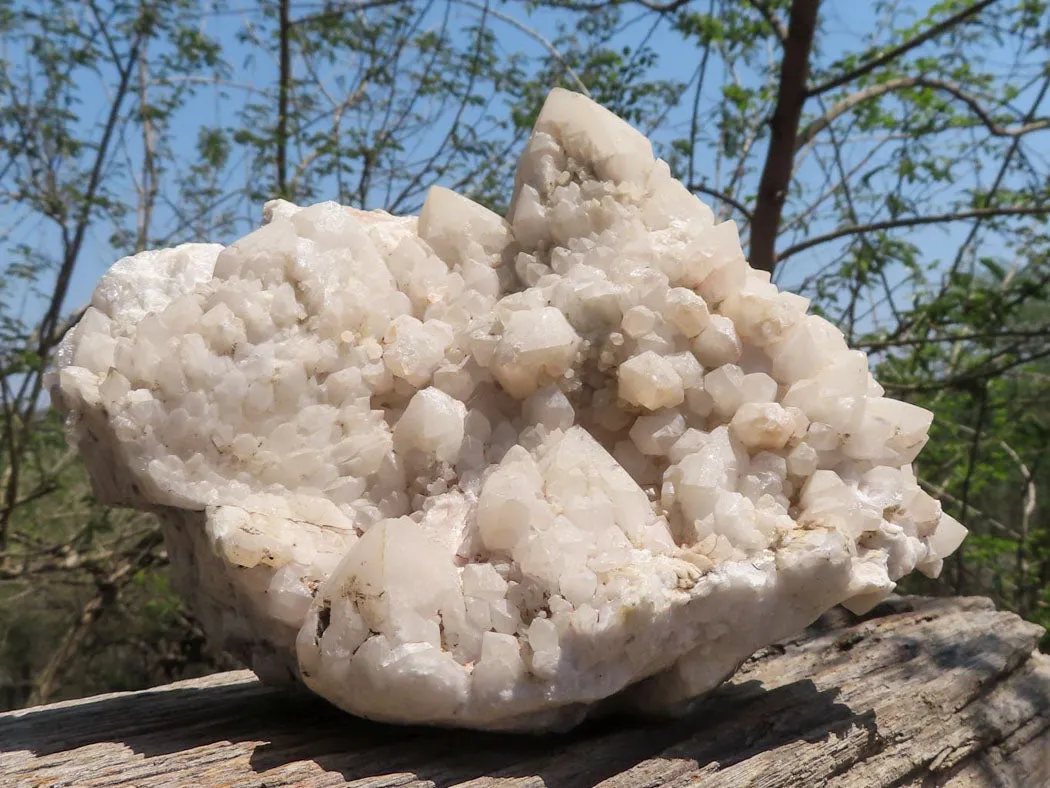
[1,0,1048,709]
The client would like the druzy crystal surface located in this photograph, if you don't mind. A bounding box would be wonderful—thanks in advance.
[50,89,966,731]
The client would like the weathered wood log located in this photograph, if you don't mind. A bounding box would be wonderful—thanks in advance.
[2,596,1048,787]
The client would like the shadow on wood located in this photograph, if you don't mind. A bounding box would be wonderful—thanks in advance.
[0,672,858,786]
[1,596,1047,787]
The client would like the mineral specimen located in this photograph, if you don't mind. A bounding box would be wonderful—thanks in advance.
[49,88,967,731]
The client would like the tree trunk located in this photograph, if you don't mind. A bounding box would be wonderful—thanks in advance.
[749,0,820,274]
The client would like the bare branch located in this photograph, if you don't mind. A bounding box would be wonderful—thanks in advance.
[290,0,410,27]
[952,382,989,592]
[798,76,1050,148]
[136,41,157,252]
[877,74,1050,348]
[86,0,123,66]
[35,37,143,360]
[525,0,691,12]
[777,205,1050,261]
[943,73,1050,280]
[859,328,1050,352]
[453,0,591,97]
[389,1,491,211]
[778,133,892,237]
[807,0,1001,97]
[277,0,291,199]
[529,0,785,40]
[943,419,1042,609]
[917,478,1020,541]
[158,76,268,95]
[688,182,753,221]
[25,530,164,706]
[687,0,716,188]
[745,0,788,44]
[0,38,142,550]
[884,345,1050,394]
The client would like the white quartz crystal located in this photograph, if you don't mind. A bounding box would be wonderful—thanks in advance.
[49,88,965,731]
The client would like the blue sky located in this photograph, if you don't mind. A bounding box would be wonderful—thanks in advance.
[4,0,1047,341]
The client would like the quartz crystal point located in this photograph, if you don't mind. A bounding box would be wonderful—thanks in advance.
[49,88,967,731]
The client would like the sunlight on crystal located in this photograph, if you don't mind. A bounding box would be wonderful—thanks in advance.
[49,88,967,731]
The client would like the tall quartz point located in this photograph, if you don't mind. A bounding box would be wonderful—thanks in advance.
[49,89,967,731]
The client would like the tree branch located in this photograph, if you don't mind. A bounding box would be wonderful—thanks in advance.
[883,345,1050,394]
[35,38,142,360]
[2,27,143,552]
[777,205,1049,261]
[917,478,1020,541]
[453,0,591,97]
[25,530,164,707]
[389,0,491,211]
[745,0,788,44]
[879,74,1050,346]
[798,76,1050,149]
[136,39,156,252]
[858,328,1050,351]
[687,0,716,187]
[276,0,291,199]
[688,183,753,221]
[953,381,989,593]
[290,0,410,27]
[807,0,1000,97]
[530,0,785,41]
[748,0,820,274]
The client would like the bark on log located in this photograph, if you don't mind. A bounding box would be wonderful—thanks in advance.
[2,596,1048,787]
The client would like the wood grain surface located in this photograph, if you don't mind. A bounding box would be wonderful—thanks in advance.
[2,596,1048,787]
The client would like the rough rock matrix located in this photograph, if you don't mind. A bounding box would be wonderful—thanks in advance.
[49,89,966,731]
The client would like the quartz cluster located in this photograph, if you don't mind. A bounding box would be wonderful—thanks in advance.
[50,88,966,731]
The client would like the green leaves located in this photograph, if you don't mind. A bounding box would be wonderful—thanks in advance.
[0,0,1048,706]
[196,127,229,170]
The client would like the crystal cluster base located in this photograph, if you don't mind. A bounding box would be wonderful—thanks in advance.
[50,89,966,731]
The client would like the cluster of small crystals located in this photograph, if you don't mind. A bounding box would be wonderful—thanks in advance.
[51,88,966,729]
